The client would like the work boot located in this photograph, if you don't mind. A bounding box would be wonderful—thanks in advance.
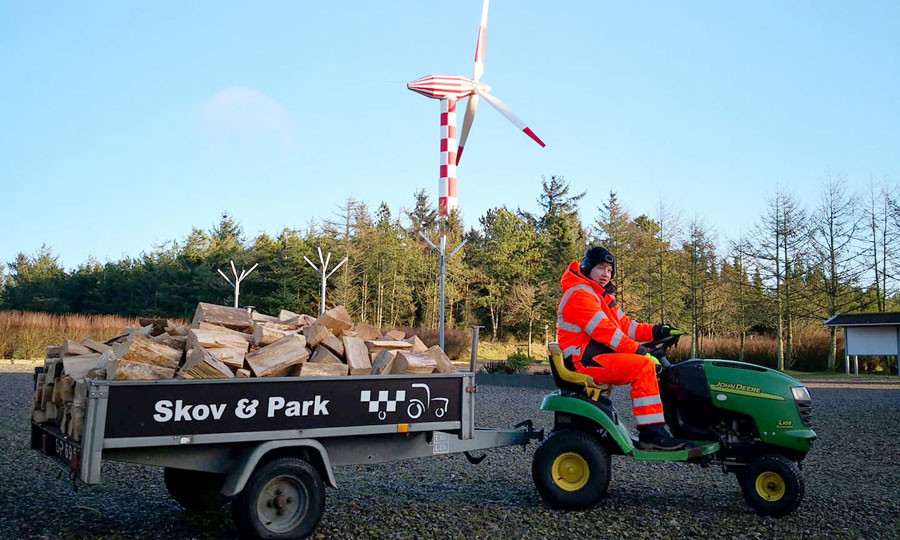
[637,423,686,451]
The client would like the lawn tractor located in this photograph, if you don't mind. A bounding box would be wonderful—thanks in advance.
[532,336,816,517]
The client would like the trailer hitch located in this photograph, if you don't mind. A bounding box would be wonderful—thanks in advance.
[515,419,545,449]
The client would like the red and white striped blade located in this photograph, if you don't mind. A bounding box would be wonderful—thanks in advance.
[472,0,489,82]
[457,94,479,165]
[475,89,545,147]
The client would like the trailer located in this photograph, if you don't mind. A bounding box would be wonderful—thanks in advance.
[30,370,542,539]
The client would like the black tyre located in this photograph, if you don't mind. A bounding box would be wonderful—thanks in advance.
[164,467,227,511]
[532,429,611,510]
[231,457,325,540]
[739,454,805,517]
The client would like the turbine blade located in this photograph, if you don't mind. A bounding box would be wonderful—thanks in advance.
[457,94,480,165]
[472,0,489,81]
[475,89,545,147]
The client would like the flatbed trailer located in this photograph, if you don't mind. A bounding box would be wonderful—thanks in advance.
[30,370,542,539]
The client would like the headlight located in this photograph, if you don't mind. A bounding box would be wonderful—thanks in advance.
[791,386,810,402]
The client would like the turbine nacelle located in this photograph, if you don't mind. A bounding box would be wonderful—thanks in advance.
[407,75,490,100]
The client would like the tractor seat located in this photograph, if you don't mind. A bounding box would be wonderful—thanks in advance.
[547,342,612,402]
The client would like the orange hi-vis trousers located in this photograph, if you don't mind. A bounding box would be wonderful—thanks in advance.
[575,352,665,426]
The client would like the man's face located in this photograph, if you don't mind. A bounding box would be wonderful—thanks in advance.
[589,263,613,287]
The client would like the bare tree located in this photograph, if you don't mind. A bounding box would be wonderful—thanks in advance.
[864,179,898,312]
[682,216,716,357]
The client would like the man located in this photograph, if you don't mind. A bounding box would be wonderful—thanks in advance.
[557,246,686,450]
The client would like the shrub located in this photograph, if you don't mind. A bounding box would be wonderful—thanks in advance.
[505,351,532,372]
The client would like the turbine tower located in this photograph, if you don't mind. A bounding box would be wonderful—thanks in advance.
[407,0,545,217]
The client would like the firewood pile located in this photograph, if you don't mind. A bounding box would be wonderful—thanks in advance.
[32,303,459,439]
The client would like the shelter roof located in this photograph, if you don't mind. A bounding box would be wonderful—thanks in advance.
[823,313,900,327]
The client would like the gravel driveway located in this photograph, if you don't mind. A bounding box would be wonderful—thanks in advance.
[1,365,898,540]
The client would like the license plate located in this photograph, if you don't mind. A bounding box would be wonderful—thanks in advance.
[39,426,80,470]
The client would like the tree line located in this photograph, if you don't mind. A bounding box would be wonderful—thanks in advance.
[2,174,897,371]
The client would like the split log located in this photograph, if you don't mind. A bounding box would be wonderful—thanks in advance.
[316,306,353,336]
[404,335,429,353]
[45,346,61,359]
[370,350,399,375]
[139,318,169,336]
[251,311,282,324]
[32,409,47,424]
[302,325,331,348]
[62,340,92,357]
[352,321,382,342]
[309,346,342,364]
[166,325,189,336]
[69,407,85,441]
[187,329,249,351]
[391,351,438,375]
[125,324,154,336]
[207,347,246,370]
[81,338,112,354]
[365,340,413,354]
[278,309,301,323]
[51,377,65,403]
[320,335,344,358]
[246,334,309,377]
[192,302,252,330]
[63,353,102,379]
[427,345,459,373]
[253,324,294,346]
[384,329,406,341]
[295,363,348,377]
[122,334,182,369]
[86,351,116,379]
[112,360,176,380]
[44,402,58,423]
[198,322,255,342]
[155,333,187,350]
[179,348,235,379]
[59,377,76,402]
[343,336,371,373]
[40,381,53,411]
[236,369,251,378]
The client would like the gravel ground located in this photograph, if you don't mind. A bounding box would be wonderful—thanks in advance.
[1,366,898,540]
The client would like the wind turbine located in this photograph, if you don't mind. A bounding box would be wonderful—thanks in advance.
[407,0,545,217]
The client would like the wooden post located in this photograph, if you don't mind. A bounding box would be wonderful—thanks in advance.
[853,355,859,376]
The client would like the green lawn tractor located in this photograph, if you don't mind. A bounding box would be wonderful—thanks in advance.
[532,336,816,517]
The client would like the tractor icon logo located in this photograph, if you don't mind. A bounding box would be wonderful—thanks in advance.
[406,383,449,419]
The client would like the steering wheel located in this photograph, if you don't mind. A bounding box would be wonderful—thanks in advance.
[640,334,681,369]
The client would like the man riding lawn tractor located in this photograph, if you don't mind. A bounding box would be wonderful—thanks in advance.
[557,246,686,451]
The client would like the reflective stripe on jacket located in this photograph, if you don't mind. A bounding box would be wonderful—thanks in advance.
[556,260,654,362]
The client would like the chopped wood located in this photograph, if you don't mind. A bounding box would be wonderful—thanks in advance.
[320,335,345,357]
[179,348,235,379]
[391,351,438,375]
[45,346,61,359]
[122,334,182,369]
[349,367,371,375]
[404,335,429,353]
[60,377,76,402]
[370,350,399,375]
[112,360,176,380]
[352,321,382,341]
[40,381,53,411]
[74,379,88,401]
[365,340,414,354]
[253,324,296,346]
[166,325,189,336]
[278,309,301,322]
[197,322,255,342]
[302,325,331,348]
[186,328,249,351]
[86,351,116,379]
[309,346,342,364]
[62,339,92,357]
[246,334,309,377]
[342,330,357,338]
[427,345,459,373]
[296,363,348,377]
[299,314,317,326]
[125,324,154,336]
[32,409,47,424]
[139,318,169,336]
[192,302,252,330]
[80,338,112,354]
[155,333,187,350]
[62,353,102,379]
[236,369,251,378]
[251,310,282,324]
[206,346,246,370]
[44,402,58,423]
[51,377,64,403]
[316,306,353,336]
[342,336,371,372]
[384,329,406,341]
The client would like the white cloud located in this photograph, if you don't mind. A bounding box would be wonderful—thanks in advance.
[196,87,296,143]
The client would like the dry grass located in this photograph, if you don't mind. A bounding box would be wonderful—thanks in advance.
[0,310,139,359]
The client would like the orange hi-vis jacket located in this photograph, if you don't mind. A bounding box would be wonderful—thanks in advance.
[556,261,654,364]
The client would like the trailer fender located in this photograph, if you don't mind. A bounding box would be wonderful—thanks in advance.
[221,439,337,496]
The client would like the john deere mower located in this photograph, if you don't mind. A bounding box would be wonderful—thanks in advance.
[532,335,816,516]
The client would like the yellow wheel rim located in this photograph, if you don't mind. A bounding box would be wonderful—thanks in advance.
[755,471,786,502]
[551,452,589,492]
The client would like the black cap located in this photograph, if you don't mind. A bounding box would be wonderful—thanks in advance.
[580,246,615,279]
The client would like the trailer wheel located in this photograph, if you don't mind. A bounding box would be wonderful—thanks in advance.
[163,468,227,511]
[232,457,325,540]
[532,429,610,509]
[739,454,805,517]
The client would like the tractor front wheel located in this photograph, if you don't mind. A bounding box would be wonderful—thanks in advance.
[532,429,610,509]
[739,454,805,517]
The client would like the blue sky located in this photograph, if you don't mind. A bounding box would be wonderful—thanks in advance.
[2,1,898,270]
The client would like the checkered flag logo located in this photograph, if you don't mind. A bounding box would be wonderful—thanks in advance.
[360,389,407,420]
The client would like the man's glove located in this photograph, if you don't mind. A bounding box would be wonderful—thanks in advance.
[652,324,685,339]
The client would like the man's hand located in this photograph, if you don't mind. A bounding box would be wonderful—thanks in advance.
[652,324,684,339]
